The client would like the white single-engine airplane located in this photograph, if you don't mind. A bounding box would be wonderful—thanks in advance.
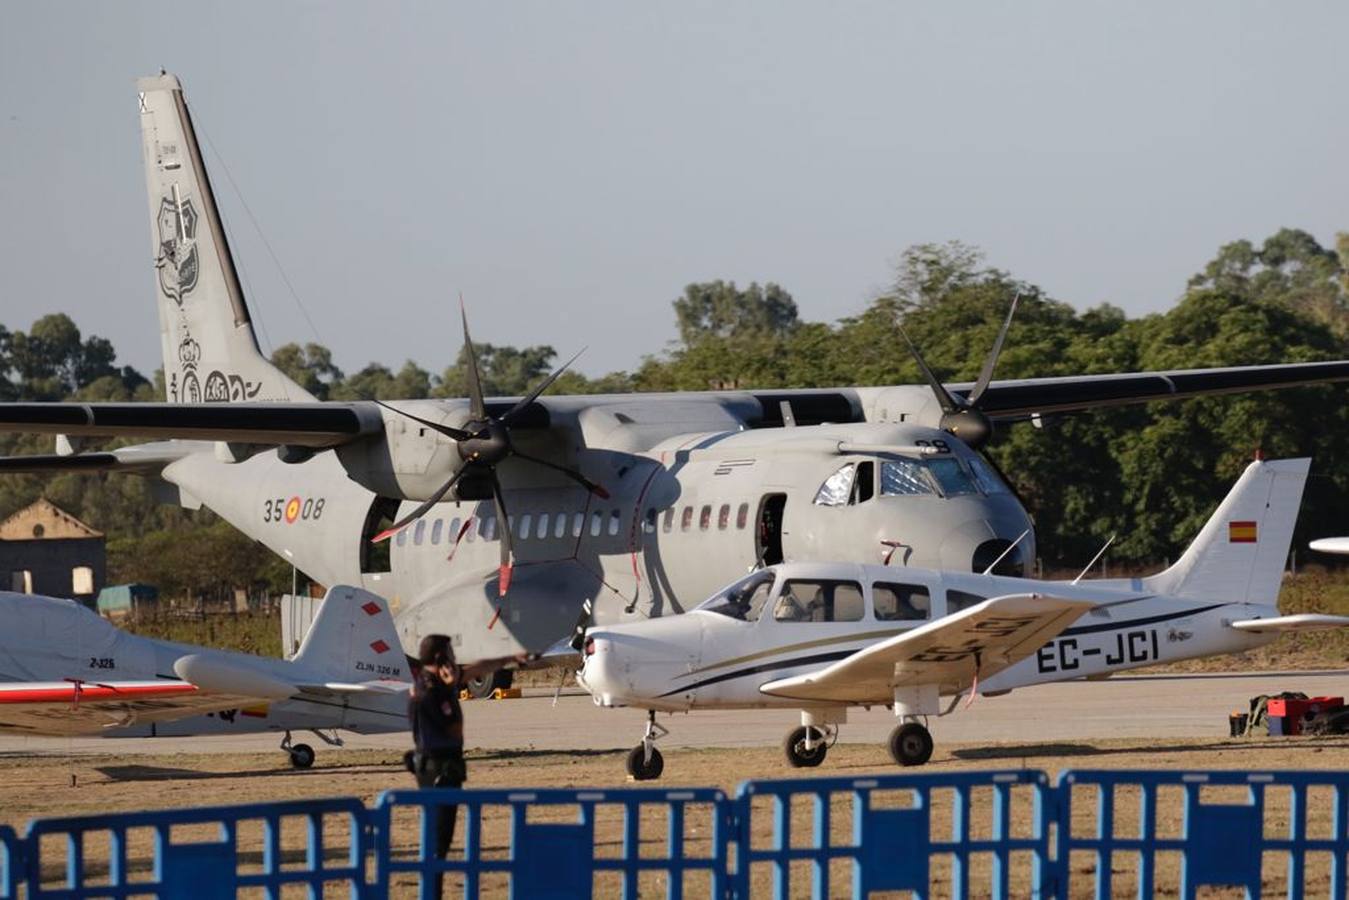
[0,585,411,768]
[3,73,1349,682]
[579,458,1349,778]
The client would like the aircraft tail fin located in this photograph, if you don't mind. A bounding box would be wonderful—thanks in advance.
[291,586,410,683]
[137,72,312,403]
[1141,458,1310,605]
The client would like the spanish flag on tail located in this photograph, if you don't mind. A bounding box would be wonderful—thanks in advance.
[1229,520,1258,543]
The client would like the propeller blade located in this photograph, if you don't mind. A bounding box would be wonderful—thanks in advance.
[500,348,586,426]
[514,450,609,498]
[899,328,962,414]
[460,296,487,422]
[371,467,467,543]
[373,400,474,442]
[967,293,1021,407]
[490,472,513,596]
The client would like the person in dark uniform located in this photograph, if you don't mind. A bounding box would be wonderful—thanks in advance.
[407,634,519,894]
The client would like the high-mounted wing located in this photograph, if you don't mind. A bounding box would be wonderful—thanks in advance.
[760,593,1095,705]
[0,680,256,735]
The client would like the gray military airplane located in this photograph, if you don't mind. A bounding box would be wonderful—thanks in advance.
[0,585,410,768]
[2,72,1349,691]
[578,458,1349,777]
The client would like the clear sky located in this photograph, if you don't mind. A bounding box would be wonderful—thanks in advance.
[2,2,1346,380]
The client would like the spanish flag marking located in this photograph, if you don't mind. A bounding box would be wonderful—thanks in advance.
[1229,520,1258,543]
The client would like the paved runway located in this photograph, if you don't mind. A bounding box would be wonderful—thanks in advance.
[3,670,1346,758]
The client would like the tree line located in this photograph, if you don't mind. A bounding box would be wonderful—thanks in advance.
[1,228,1346,597]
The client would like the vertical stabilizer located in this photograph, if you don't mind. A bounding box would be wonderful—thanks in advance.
[137,72,312,403]
[292,586,409,683]
[1142,458,1310,605]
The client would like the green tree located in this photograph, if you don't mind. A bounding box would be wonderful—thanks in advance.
[270,342,344,400]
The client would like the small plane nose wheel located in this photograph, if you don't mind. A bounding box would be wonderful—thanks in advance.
[783,725,831,768]
[626,711,667,781]
[888,721,934,767]
[280,730,316,769]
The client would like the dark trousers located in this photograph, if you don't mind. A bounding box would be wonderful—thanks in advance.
[415,752,465,899]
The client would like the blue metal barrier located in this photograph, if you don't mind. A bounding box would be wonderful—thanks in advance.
[1058,769,1349,899]
[23,796,370,899]
[0,825,19,900]
[372,787,730,899]
[734,769,1053,899]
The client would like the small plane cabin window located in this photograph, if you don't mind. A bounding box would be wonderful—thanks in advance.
[572,512,585,537]
[699,505,712,531]
[554,513,568,539]
[696,571,775,622]
[663,508,675,533]
[773,579,866,623]
[813,463,856,507]
[968,456,1012,495]
[537,513,550,539]
[946,589,986,614]
[717,504,730,530]
[880,459,935,496]
[608,510,622,536]
[643,509,657,534]
[927,458,979,497]
[591,511,604,537]
[518,514,532,540]
[873,582,931,621]
[852,461,875,504]
[430,519,444,545]
[736,502,749,529]
[680,506,693,532]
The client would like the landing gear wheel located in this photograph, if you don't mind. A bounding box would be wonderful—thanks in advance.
[465,669,514,700]
[288,743,316,769]
[626,745,664,781]
[784,726,828,768]
[888,722,933,767]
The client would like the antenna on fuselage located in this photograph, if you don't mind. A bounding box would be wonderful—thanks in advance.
[980,529,1030,576]
[1071,534,1117,585]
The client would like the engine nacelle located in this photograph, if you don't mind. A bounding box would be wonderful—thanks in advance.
[334,401,466,500]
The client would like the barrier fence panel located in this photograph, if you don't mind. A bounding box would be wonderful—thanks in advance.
[1,825,19,900]
[1058,769,1349,899]
[373,786,730,899]
[734,769,1053,899]
[23,796,370,899]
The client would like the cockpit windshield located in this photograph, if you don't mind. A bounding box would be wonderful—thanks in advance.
[696,570,776,622]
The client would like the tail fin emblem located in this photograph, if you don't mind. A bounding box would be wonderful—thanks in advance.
[370,640,390,654]
[155,194,199,305]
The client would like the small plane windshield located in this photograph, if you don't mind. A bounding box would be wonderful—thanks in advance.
[697,570,776,622]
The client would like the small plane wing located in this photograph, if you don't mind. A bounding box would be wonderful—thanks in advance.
[0,680,257,735]
[1229,614,1349,633]
[760,593,1095,705]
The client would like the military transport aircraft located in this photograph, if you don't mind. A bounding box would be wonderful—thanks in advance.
[2,72,1349,690]
[578,458,1349,778]
[0,585,410,768]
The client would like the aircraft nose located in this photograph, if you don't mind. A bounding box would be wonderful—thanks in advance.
[577,633,622,707]
[577,619,702,707]
[939,504,1035,576]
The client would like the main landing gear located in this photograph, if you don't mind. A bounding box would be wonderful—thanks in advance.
[626,711,667,781]
[281,729,343,769]
[888,721,934,767]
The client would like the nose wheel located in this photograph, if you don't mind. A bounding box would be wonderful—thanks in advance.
[783,725,831,767]
[888,721,934,767]
[626,711,667,781]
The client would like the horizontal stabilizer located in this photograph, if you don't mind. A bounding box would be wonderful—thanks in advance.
[1310,538,1349,556]
[1229,614,1349,633]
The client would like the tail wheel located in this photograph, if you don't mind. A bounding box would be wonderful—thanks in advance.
[626,745,664,781]
[888,722,933,767]
[288,743,316,769]
[783,726,828,768]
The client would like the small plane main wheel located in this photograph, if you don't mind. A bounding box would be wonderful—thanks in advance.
[288,743,316,769]
[888,722,934,767]
[783,726,828,768]
[465,669,514,700]
[626,745,664,781]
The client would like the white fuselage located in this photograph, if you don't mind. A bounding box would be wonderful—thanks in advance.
[578,562,1276,713]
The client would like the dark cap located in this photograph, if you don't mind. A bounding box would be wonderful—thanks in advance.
[418,634,454,668]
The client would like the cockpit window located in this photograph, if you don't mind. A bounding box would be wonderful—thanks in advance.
[813,463,856,507]
[880,459,935,496]
[696,571,776,622]
[947,589,987,613]
[773,579,865,623]
[926,458,979,496]
[968,456,1012,495]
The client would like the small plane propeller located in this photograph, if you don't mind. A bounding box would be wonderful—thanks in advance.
[372,300,608,599]
[900,293,1019,450]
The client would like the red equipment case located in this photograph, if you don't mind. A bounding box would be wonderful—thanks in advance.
[1267,696,1344,735]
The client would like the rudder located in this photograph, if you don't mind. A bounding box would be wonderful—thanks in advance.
[292,585,409,683]
[137,72,312,403]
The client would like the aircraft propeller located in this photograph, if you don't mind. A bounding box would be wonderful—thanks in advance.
[372,302,608,599]
[899,293,1019,450]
